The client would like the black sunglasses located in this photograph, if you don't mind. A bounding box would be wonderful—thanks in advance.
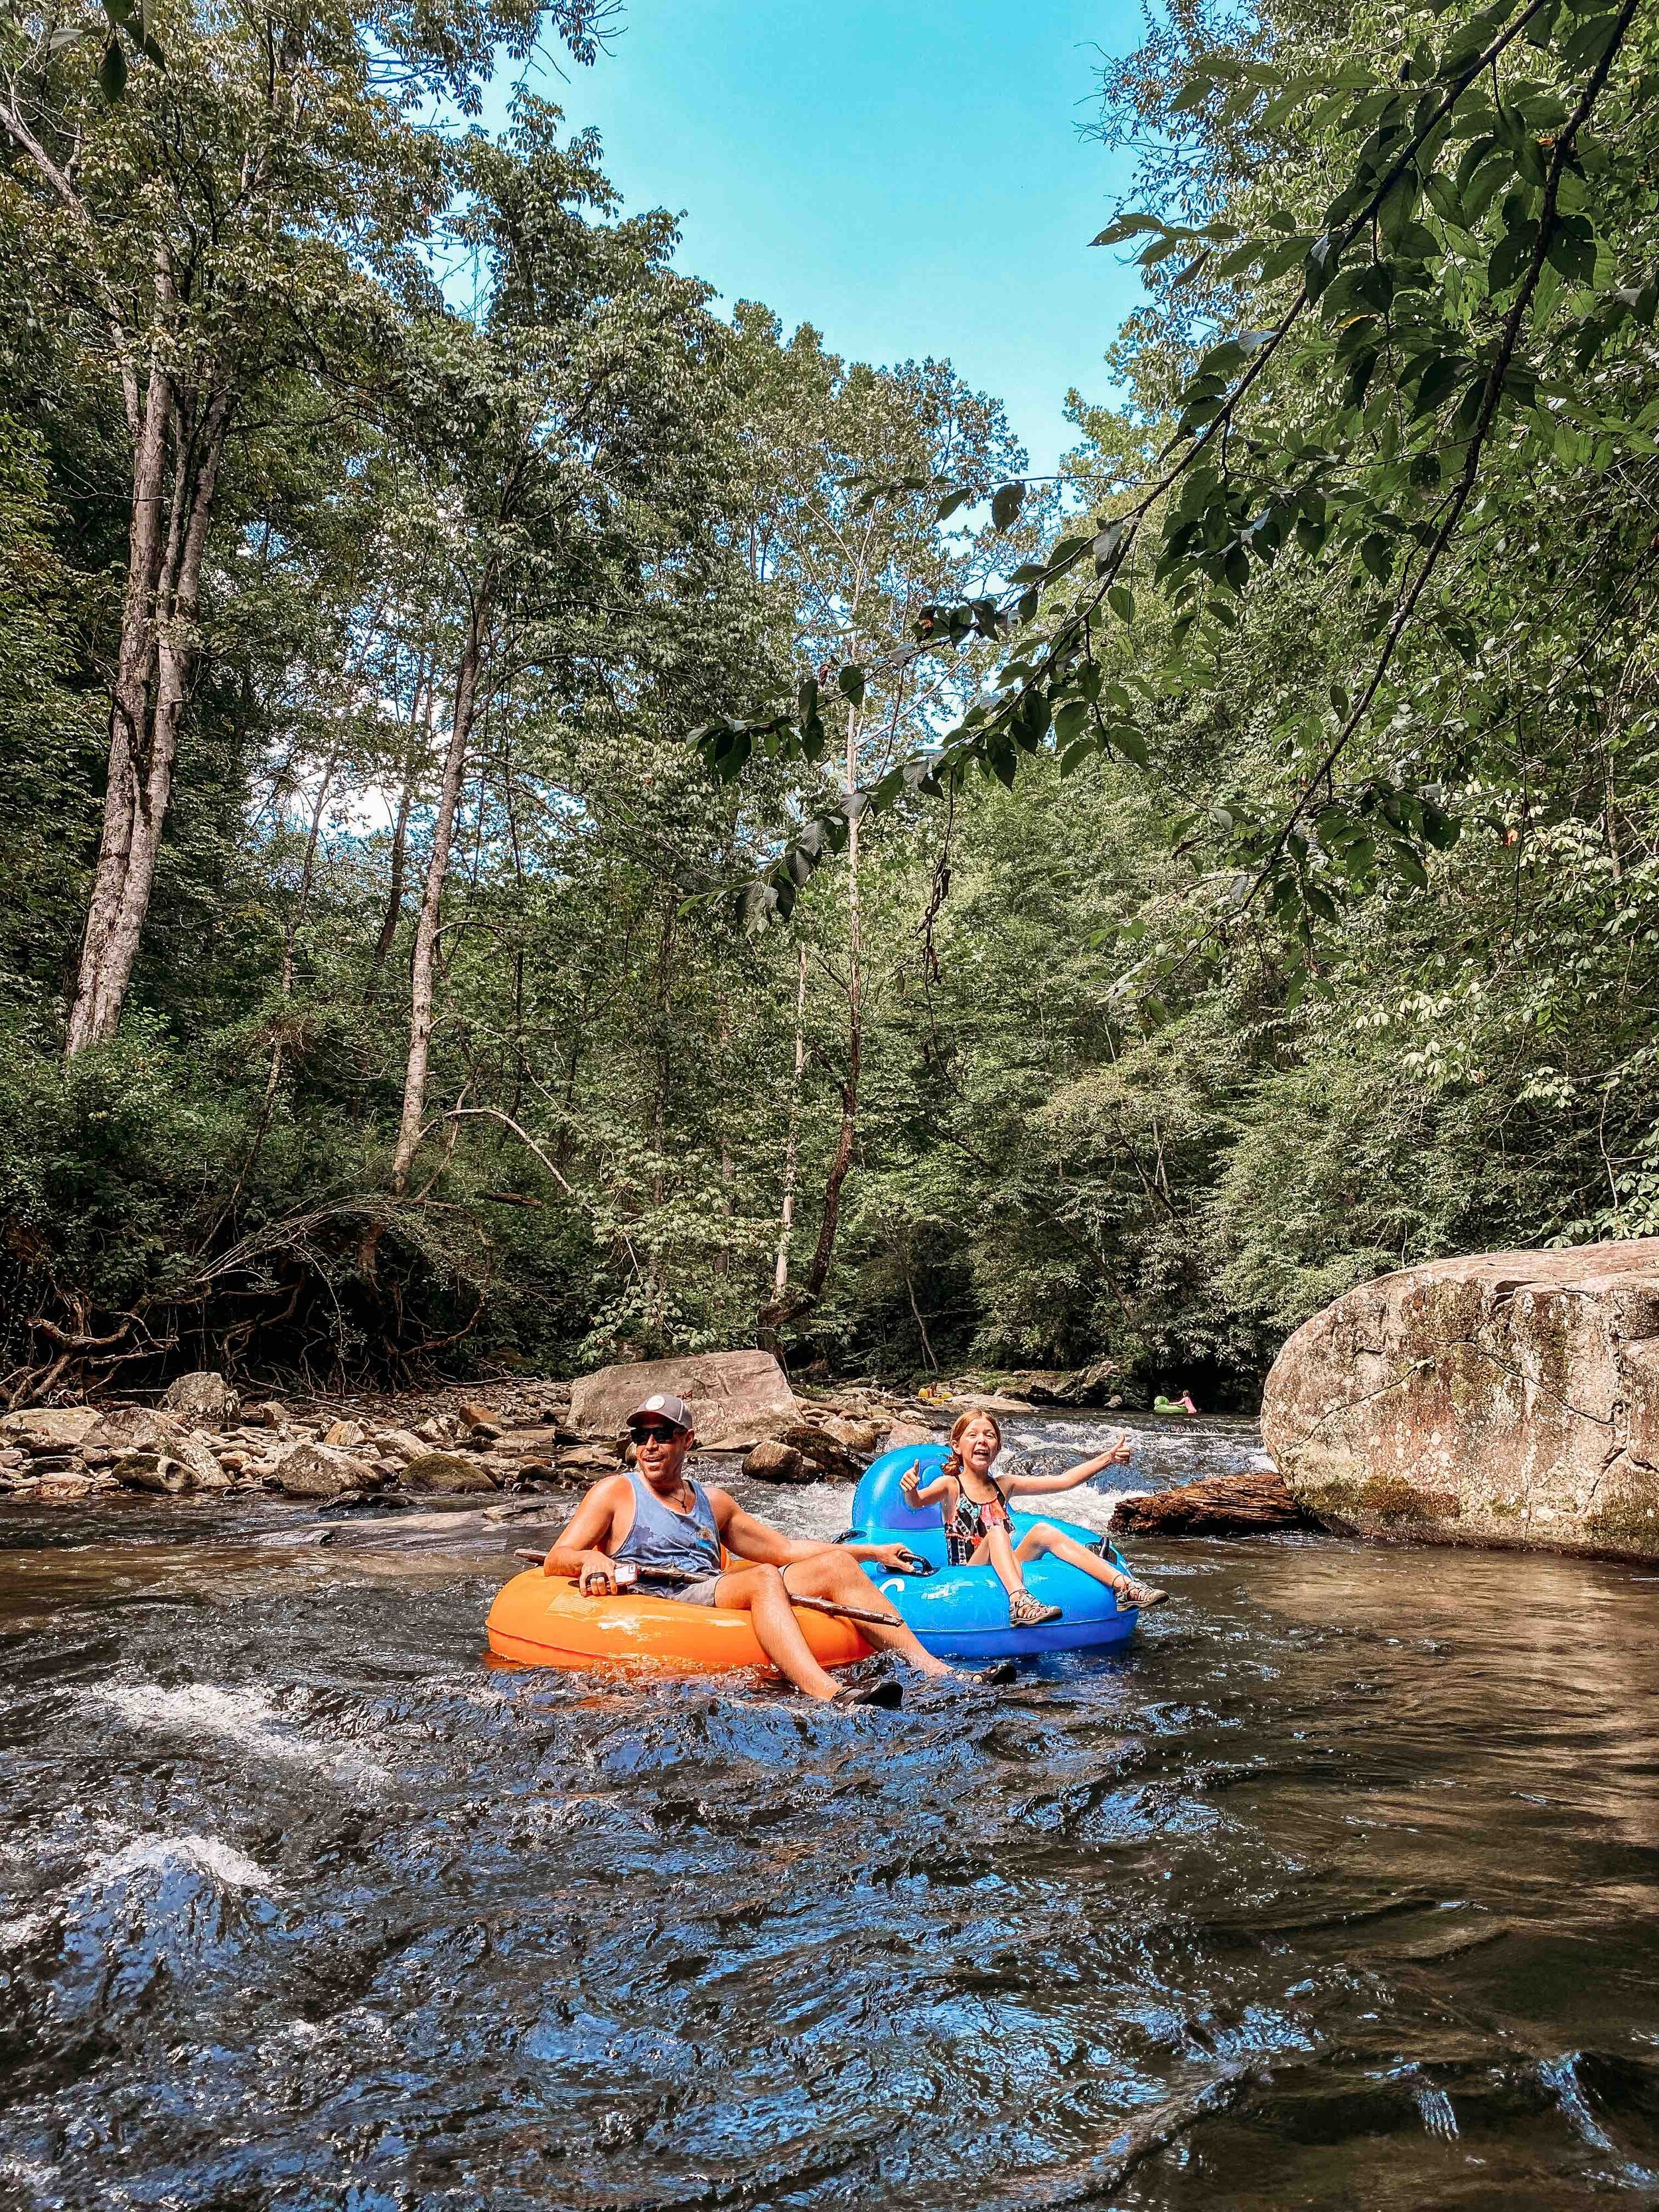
[628,1421,683,1442]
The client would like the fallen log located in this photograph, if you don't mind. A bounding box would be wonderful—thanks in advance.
[1111,1469,1313,1538]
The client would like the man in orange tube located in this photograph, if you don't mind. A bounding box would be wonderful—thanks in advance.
[540,1391,1001,1708]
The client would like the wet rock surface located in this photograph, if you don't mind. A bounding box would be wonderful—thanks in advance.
[1263,1238,1659,1556]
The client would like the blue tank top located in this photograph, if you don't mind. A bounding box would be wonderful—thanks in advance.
[613,1470,723,1578]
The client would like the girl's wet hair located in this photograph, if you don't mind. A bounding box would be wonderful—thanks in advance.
[943,1408,1001,1484]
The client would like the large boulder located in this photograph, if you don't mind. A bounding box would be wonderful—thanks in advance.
[570,1351,799,1450]
[1262,1239,1659,1556]
[161,1371,240,1424]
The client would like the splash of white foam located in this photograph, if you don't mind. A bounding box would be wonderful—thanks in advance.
[99,1832,278,1891]
[87,1682,390,1790]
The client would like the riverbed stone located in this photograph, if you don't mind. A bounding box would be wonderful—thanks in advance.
[375,1428,429,1462]
[883,1420,938,1447]
[90,1406,182,1455]
[161,1371,240,1424]
[1262,1238,1659,1557]
[741,1440,807,1483]
[0,1407,102,1449]
[777,1424,860,1481]
[397,1451,498,1495]
[177,1430,234,1490]
[33,1473,97,1501]
[270,1442,379,1499]
[571,1350,799,1448]
[113,1452,192,1494]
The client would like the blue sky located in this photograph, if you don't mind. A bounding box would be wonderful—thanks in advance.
[496,0,1148,480]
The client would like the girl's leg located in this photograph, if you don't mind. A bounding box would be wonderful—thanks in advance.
[973,1528,1027,1597]
[1015,1524,1167,1607]
[976,1529,1062,1624]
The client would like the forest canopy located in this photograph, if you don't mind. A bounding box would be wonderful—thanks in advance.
[1,0,1656,1404]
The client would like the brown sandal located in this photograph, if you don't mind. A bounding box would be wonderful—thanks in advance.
[1008,1588,1063,1628]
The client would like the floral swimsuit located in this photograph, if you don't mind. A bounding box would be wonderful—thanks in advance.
[943,1473,1013,1566]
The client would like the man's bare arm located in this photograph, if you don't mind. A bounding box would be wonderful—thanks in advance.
[709,1490,832,1567]
[540,1476,628,1583]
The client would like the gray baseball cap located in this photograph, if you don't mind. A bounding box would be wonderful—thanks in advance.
[626,1391,694,1432]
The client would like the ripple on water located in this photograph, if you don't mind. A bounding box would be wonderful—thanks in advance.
[0,1418,1655,2209]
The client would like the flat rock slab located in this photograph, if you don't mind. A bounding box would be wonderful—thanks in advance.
[0,1408,102,1449]
[570,1351,799,1449]
[1262,1238,1659,1557]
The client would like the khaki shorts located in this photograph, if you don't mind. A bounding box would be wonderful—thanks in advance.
[676,1572,724,1607]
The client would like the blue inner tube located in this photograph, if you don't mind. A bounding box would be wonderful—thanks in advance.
[847,1442,1140,1661]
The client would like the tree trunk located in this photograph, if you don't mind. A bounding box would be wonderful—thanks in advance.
[66,354,232,1055]
[773,941,808,1297]
[367,656,431,996]
[390,609,484,1195]
[803,709,863,1302]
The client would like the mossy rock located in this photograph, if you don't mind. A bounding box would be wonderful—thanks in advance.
[1356,1474,1459,1522]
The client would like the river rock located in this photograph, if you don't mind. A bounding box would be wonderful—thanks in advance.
[113,1452,192,1494]
[270,1442,378,1500]
[1111,1471,1313,1537]
[32,1473,97,1501]
[323,1419,366,1449]
[161,1371,240,1424]
[557,1445,620,1476]
[1262,1238,1659,1557]
[741,1440,808,1483]
[90,1406,182,1455]
[177,1430,234,1491]
[778,1424,859,1481]
[0,1407,102,1449]
[571,1351,798,1448]
[397,1451,498,1495]
[376,1428,429,1462]
[893,1420,942,1447]
[818,1415,884,1455]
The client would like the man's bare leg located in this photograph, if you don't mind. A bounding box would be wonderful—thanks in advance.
[716,1564,841,1699]
[781,1551,964,1680]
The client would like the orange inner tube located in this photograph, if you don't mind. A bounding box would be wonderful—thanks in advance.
[486,1568,871,1674]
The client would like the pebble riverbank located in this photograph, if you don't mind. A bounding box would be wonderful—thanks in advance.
[0,1370,979,1511]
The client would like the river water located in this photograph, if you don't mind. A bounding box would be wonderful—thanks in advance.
[1,1412,1656,2210]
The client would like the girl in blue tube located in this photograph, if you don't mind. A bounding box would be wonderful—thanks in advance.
[901,1410,1169,1625]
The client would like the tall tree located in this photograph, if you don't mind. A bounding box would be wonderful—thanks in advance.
[0,0,607,1055]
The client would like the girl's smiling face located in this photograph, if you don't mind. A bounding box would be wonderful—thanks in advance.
[958,1415,1001,1479]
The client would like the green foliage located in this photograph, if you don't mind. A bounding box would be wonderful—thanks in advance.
[7,0,1659,1406]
